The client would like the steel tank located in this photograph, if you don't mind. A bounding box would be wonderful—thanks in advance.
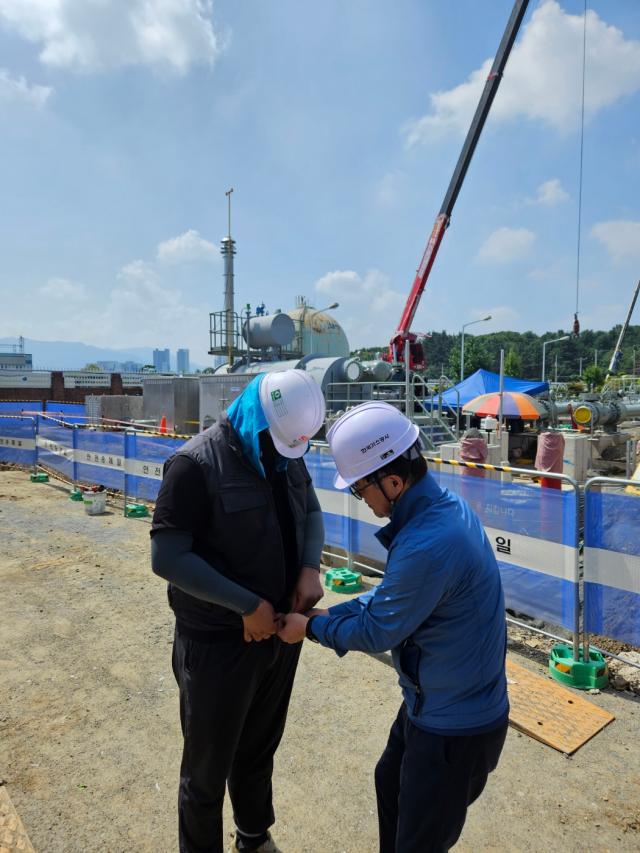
[242,313,295,349]
[359,360,393,382]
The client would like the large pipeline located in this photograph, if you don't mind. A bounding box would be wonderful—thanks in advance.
[573,400,640,428]
[537,399,574,422]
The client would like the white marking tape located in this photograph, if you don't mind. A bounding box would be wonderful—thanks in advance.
[584,547,640,596]
[34,435,164,480]
[0,434,36,450]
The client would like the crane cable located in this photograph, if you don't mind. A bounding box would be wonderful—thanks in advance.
[573,0,587,336]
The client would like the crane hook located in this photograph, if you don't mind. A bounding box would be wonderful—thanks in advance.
[572,312,580,338]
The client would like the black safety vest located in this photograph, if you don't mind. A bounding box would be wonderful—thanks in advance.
[167,416,312,633]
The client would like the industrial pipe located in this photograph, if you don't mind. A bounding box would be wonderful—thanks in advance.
[573,401,640,428]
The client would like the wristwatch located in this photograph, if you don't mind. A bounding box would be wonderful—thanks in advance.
[305,615,320,643]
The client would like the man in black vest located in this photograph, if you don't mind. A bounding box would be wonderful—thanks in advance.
[151,370,326,853]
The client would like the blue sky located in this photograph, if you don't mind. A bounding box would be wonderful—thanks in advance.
[1,0,639,365]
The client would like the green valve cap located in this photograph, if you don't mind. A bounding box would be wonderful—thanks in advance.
[548,643,609,690]
[30,472,49,483]
[325,567,362,594]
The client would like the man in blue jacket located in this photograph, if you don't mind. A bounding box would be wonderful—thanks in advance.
[278,401,508,853]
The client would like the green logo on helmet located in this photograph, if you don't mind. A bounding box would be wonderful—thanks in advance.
[271,389,282,401]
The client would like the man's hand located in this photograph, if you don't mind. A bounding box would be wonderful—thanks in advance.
[291,566,324,614]
[242,599,278,642]
[277,612,308,644]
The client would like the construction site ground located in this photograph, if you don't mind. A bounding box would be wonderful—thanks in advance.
[1,469,639,853]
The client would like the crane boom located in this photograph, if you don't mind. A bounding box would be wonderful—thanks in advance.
[387,0,530,369]
[606,279,640,378]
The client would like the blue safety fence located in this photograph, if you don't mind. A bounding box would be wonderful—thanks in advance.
[584,481,640,647]
[0,401,43,415]
[8,425,640,647]
[45,401,86,424]
[0,416,37,465]
[126,433,183,501]
[306,446,578,631]
[76,429,126,491]
[36,419,74,480]
[433,469,577,630]
[0,418,180,499]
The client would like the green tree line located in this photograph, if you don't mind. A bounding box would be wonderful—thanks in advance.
[352,325,640,382]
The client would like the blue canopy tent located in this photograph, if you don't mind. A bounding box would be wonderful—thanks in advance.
[439,369,549,409]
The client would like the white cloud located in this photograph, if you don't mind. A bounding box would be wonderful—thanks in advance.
[531,178,570,206]
[118,259,157,281]
[0,67,52,106]
[0,0,219,73]
[316,269,404,315]
[104,262,202,346]
[405,1,640,145]
[157,229,216,264]
[477,227,536,264]
[39,277,88,300]
[578,303,626,331]
[469,305,520,330]
[591,220,640,264]
[315,268,406,347]
[374,171,406,207]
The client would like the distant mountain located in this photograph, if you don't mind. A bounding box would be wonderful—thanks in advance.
[0,338,203,371]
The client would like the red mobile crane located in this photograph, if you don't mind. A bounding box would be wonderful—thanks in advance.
[385,0,530,370]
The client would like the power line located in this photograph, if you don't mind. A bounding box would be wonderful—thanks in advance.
[574,0,588,318]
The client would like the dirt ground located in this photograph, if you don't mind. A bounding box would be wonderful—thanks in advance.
[1,469,639,853]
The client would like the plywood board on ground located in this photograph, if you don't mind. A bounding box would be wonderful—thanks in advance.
[0,786,35,853]
[506,659,614,754]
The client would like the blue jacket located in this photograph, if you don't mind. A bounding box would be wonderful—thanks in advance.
[311,472,509,734]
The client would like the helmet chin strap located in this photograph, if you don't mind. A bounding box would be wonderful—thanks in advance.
[374,473,401,512]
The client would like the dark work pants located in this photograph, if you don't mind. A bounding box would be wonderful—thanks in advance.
[172,629,302,853]
[375,704,508,853]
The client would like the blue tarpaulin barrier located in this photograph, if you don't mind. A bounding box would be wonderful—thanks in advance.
[76,430,126,491]
[45,401,86,424]
[0,416,36,465]
[584,489,640,646]
[125,434,183,501]
[36,420,74,480]
[9,428,640,644]
[307,446,577,630]
[0,401,43,415]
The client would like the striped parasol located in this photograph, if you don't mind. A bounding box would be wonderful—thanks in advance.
[462,391,546,420]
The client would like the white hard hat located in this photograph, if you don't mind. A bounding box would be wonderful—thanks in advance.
[327,401,420,489]
[259,369,326,458]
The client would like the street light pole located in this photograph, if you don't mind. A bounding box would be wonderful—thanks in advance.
[542,335,570,382]
[460,315,492,381]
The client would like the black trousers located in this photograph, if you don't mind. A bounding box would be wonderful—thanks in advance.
[172,628,302,853]
[375,705,508,853]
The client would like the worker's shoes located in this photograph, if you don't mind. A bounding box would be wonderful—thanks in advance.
[231,831,282,852]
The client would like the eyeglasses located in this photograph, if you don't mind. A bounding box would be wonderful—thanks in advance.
[349,479,377,500]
